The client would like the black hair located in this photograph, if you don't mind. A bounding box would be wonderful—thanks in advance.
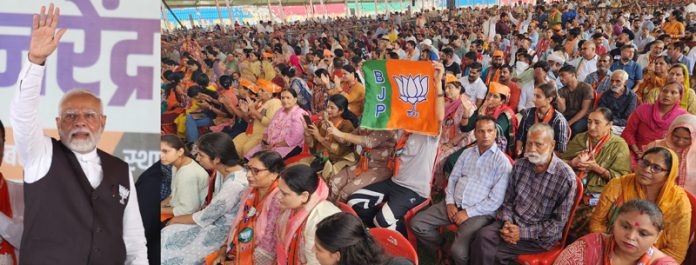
[342,65,360,80]
[642,147,674,174]
[388,52,399,59]
[329,94,360,128]
[196,73,210,88]
[475,115,497,128]
[469,62,483,71]
[499,64,512,73]
[591,107,614,124]
[293,45,302,55]
[281,88,298,98]
[670,42,685,53]
[161,134,190,157]
[559,65,577,75]
[197,132,242,167]
[218,75,232,89]
[315,68,330,78]
[334,49,344,58]
[315,212,387,265]
[281,65,297,78]
[187,85,202,98]
[442,47,454,56]
[0,119,5,142]
[250,150,285,174]
[464,51,477,60]
[280,164,319,195]
[535,83,557,107]
[617,199,666,232]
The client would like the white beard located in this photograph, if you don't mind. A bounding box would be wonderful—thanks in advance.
[59,127,102,153]
[525,151,551,165]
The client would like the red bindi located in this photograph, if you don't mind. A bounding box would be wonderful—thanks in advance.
[634,222,640,228]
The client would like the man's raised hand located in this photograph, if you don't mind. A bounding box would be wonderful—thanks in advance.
[29,3,67,65]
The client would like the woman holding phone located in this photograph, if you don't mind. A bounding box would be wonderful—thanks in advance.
[305,94,359,177]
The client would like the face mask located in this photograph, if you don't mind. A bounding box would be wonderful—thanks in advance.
[516,61,529,73]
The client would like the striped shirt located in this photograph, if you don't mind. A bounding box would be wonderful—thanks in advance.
[516,107,570,153]
[500,155,577,249]
[445,144,512,218]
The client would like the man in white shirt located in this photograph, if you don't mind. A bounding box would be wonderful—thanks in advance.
[569,41,598,82]
[461,62,487,106]
[9,5,148,264]
[636,40,665,70]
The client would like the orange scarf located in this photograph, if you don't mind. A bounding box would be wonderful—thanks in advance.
[485,68,500,86]
[577,133,612,183]
[226,180,279,264]
[244,101,264,135]
[387,131,411,177]
[534,107,555,125]
[0,175,16,265]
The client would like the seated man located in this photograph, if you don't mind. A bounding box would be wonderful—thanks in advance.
[470,123,577,265]
[596,70,637,135]
[411,116,512,265]
[347,62,445,236]
[557,65,594,136]
[0,119,22,264]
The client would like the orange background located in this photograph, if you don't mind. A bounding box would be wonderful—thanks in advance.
[384,61,438,136]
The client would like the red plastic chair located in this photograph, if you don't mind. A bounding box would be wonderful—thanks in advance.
[336,201,359,217]
[405,198,432,249]
[683,192,696,264]
[370,228,419,265]
[516,175,584,265]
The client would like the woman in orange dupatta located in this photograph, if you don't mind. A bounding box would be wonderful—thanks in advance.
[646,114,696,195]
[590,147,691,263]
[275,165,340,265]
[215,150,286,265]
[555,199,678,265]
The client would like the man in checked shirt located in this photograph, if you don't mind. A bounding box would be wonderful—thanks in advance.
[470,123,577,265]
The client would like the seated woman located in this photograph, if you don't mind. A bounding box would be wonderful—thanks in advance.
[515,83,570,157]
[305,94,359,177]
[215,150,285,265]
[447,82,517,171]
[635,55,669,104]
[432,74,476,191]
[622,82,689,162]
[323,126,397,202]
[161,133,249,264]
[560,108,632,242]
[590,147,691,263]
[646,114,696,194]
[555,199,679,265]
[160,135,209,217]
[276,165,340,265]
[246,89,308,160]
[644,64,696,114]
[232,79,283,157]
[314,212,414,265]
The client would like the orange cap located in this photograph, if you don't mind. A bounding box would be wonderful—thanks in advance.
[552,24,562,31]
[263,52,273,58]
[489,82,510,97]
[240,78,256,92]
[323,49,333,57]
[493,50,505,57]
[255,79,282,93]
[445,74,460,84]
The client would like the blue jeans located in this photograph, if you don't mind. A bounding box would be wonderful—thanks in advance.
[185,114,212,142]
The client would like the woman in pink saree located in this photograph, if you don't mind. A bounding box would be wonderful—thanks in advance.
[246,89,308,159]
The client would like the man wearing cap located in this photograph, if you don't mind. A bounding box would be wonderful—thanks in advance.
[569,41,598,82]
[420,39,439,61]
[558,65,594,136]
[481,50,506,86]
[547,52,566,89]
[610,45,643,91]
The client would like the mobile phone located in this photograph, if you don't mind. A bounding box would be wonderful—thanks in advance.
[303,115,313,126]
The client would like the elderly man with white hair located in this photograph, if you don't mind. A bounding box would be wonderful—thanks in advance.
[596,70,637,135]
[470,123,577,265]
[9,4,148,264]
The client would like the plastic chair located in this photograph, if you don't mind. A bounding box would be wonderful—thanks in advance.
[405,198,432,249]
[682,192,696,264]
[370,228,419,265]
[515,175,584,265]
[336,201,359,217]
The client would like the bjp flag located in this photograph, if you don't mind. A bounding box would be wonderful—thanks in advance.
[361,60,439,136]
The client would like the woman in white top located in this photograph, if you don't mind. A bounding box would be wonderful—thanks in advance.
[160,135,209,216]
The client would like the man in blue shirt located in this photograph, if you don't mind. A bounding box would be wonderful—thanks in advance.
[610,45,643,91]
[411,116,512,265]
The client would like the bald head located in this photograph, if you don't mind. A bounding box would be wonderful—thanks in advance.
[59,90,103,115]
[581,41,596,59]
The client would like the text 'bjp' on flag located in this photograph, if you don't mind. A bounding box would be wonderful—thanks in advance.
[360,60,439,136]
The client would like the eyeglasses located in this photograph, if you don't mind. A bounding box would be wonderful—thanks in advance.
[637,159,668,173]
[246,165,268,175]
[61,110,102,123]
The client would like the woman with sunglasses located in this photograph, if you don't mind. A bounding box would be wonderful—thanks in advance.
[161,132,248,264]
[589,147,691,263]
[215,150,285,265]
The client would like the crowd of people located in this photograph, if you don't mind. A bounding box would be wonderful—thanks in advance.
[158,0,696,264]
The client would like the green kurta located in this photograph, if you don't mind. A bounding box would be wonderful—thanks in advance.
[559,132,632,194]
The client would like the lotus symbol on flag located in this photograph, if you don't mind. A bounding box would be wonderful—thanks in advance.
[393,74,429,117]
